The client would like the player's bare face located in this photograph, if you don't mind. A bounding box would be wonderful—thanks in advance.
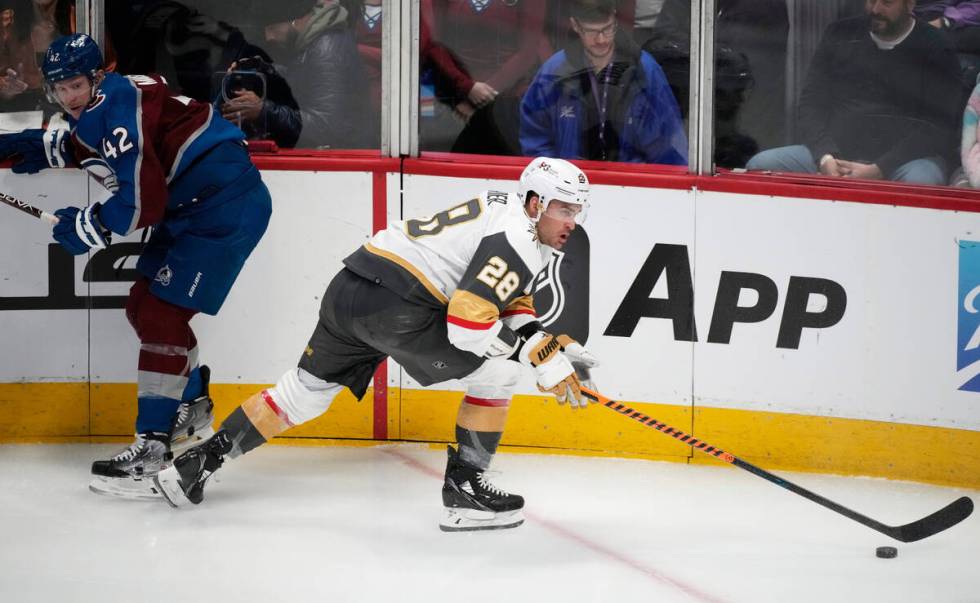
[53,75,93,120]
[537,200,580,249]
[574,16,617,66]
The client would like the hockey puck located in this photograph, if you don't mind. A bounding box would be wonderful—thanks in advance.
[876,546,898,559]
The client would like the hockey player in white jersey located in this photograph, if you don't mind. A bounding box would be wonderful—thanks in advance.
[155,157,600,531]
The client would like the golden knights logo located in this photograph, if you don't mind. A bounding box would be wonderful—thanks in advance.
[533,227,589,343]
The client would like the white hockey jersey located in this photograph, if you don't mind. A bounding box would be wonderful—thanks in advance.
[343,190,551,357]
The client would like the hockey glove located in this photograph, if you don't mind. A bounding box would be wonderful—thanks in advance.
[0,128,72,174]
[556,334,600,392]
[519,332,585,408]
[53,204,111,255]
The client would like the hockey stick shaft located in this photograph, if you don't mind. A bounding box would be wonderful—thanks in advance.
[0,191,58,224]
[581,386,973,543]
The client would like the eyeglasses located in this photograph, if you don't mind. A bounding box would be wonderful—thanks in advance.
[574,20,617,40]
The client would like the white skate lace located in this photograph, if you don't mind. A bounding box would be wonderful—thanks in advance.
[112,434,147,461]
[176,403,191,425]
[476,471,509,496]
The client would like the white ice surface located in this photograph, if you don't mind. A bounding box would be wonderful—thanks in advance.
[0,443,977,603]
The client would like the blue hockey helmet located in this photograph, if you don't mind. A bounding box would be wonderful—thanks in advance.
[42,33,104,85]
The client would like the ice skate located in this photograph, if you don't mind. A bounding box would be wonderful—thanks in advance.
[440,445,524,532]
[170,365,215,453]
[89,432,171,500]
[155,431,232,508]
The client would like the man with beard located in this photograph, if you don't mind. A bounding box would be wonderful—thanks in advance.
[746,0,966,185]
[519,0,687,165]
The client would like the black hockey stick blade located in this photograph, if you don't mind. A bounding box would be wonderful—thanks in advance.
[580,386,975,543]
[887,496,973,543]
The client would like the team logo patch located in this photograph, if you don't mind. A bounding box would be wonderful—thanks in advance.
[487,191,508,205]
[560,105,575,119]
[87,93,106,112]
[155,264,173,287]
[957,240,980,391]
[534,227,590,343]
[470,0,491,12]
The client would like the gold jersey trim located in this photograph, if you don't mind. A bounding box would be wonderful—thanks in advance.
[364,243,450,305]
[448,289,501,326]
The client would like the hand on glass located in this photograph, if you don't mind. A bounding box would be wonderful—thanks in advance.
[220,89,262,125]
[467,82,498,108]
[0,68,27,99]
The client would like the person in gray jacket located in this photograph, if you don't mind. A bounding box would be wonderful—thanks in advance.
[219,0,370,149]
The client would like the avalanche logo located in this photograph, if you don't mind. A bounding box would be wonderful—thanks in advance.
[155,264,173,287]
[533,227,590,343]
[470,0,491,12]
[86,93,106,112]
[957,240,980,391]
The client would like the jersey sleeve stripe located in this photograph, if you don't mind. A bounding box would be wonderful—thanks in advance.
[364,243,449,304]
[129,79,145,233]
[447,289,500,326]
[166,105,214,184]
[502,295,536,317]
[447,315,496,330]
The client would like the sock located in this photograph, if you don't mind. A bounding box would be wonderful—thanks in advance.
[455,425,503,470]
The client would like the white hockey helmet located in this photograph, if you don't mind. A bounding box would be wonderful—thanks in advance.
[519,157,590,223]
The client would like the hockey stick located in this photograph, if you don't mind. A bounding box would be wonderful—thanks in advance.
[580,385,974,543]
[0,191,58,224]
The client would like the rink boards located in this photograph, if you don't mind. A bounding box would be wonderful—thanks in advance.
[0,160,978,489]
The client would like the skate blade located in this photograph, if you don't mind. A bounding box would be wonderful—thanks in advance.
[439,508,524,532]
[170,425,215,455]
[88,475,163,501]
[153,465,191,508]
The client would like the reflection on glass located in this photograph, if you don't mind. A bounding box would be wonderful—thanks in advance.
[107,0,376,150]
[420,0,552,155]
[0,0,75,122]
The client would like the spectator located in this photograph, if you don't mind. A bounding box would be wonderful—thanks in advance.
[917,1,980,87]
[746,0,965,185]
[520,0,687,165]
[220,0,369,149]
[633,0,666,46]
[960,79,980,186]
[0,0,41,110]
[427,0,551,156]
[120,2,265,102]
[354,0,382,136]
[917,0,980,31]
[644,0,788,167]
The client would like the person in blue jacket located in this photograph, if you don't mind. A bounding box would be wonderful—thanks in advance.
[520,0,687,165]
[0,33,272,499]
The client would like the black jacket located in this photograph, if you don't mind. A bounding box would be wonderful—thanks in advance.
[798,16,966,173]
[263,26,370,149]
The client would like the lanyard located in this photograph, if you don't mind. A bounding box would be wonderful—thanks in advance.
[587,64,612,158]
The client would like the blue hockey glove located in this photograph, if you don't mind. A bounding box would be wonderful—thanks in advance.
[52,204,111,255]
[0,128,72,174]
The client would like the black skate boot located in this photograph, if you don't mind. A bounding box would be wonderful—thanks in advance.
[440,445,524,532]
[171,365,215,453]
[154,430,233,508]
[89,432,172,500]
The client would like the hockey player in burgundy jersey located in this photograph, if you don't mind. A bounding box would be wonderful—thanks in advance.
[0,34,272,499]
[156,157,599,531]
